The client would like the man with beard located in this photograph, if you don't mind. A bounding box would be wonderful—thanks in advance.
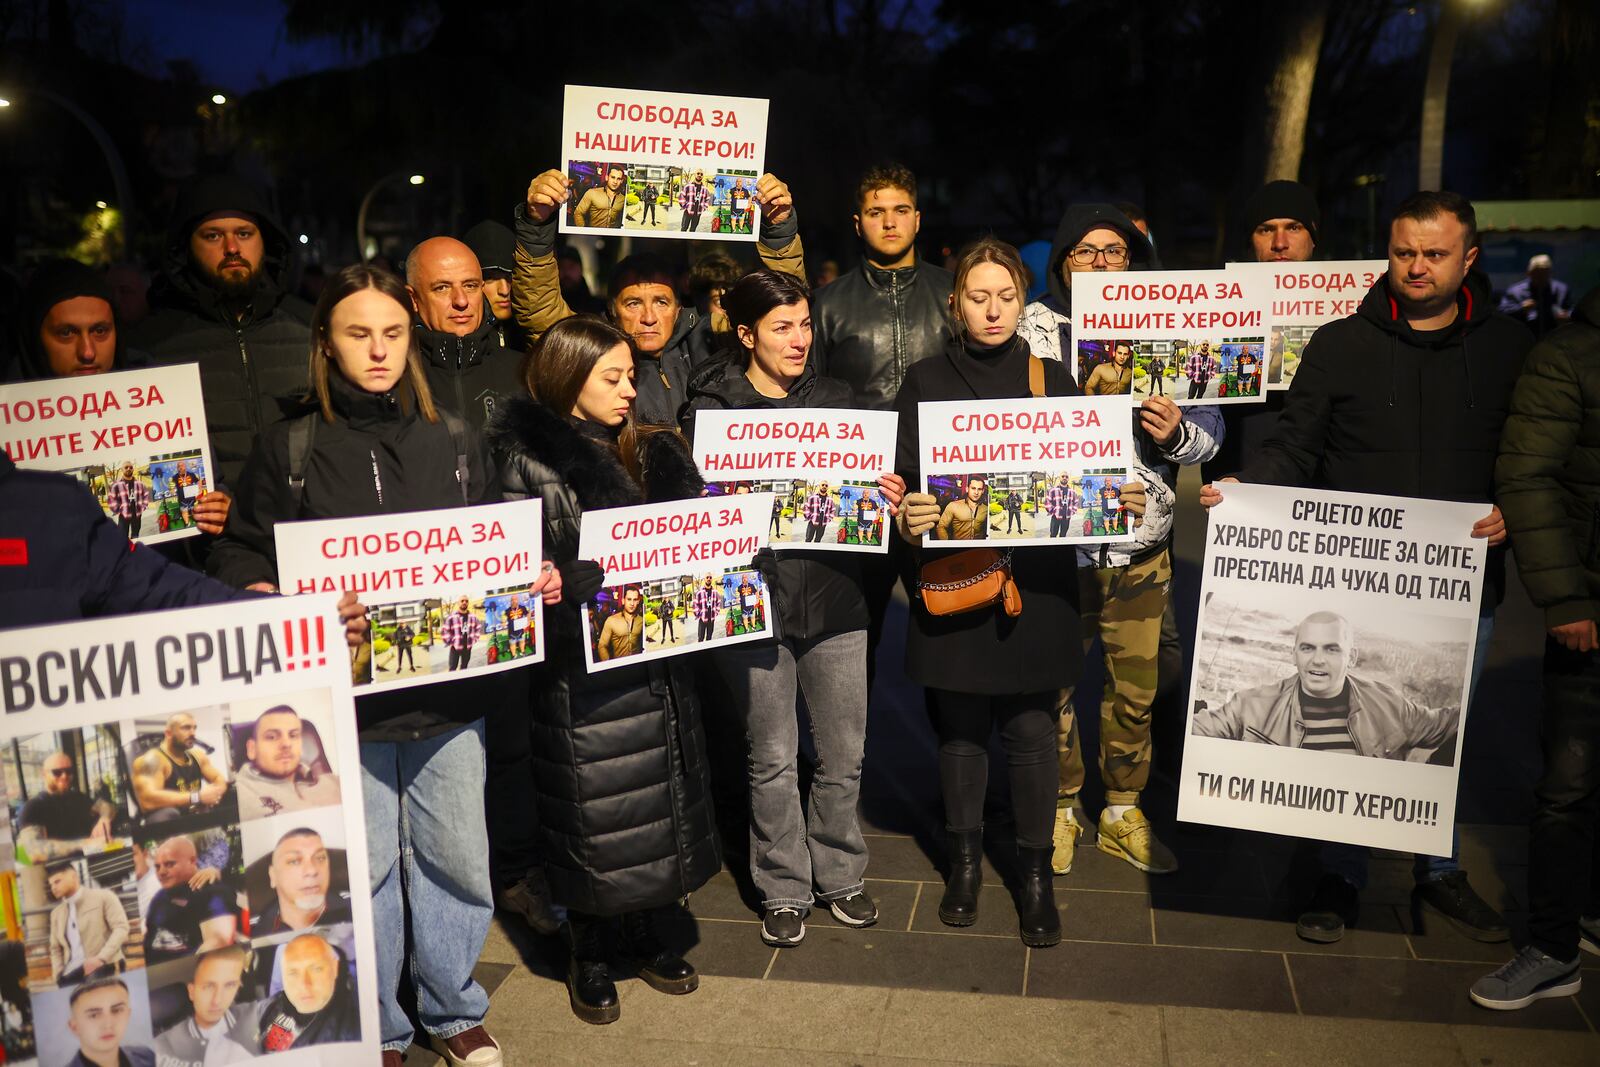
[233,707,342,821]
[573,164,627,229]
[18,752,113,862]
[104,461,151,541]
[253,828,351,936]
[441,595,483,671]
[935,477,988,541]
[1203,190,1533,946]
[131,175,311,491]
[691,574,721,643]
[596,586,644,661]
[143,836,237,965]
[153,946,257,1066]
[256,934,359,1052]
[131,713,229,823]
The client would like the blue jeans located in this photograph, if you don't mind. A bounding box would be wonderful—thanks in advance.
[361,720,493,1052]
[1322,611,1495,889]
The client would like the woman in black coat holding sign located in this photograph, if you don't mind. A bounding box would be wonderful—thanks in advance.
[680,270,905,949]
[893,239,1144,948]
[491,315,718,1026]
[209,264,548,1066]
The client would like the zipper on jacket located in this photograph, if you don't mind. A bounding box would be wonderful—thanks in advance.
[236,331,262,430]
[891,271,906,396]
[370,449,385,506]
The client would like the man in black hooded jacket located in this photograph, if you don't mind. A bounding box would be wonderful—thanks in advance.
[130,174,312,491]
[1203,190,1534,946]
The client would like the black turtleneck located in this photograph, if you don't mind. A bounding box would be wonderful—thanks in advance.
[949,331,1032,399]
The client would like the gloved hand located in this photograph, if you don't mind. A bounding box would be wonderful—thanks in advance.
[1118,481,1146,528]
[895,492,940,542]
[562,559,606,605]
[752,546,781,584]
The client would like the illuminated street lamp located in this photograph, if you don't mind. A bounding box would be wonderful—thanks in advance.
[358,172,427,262]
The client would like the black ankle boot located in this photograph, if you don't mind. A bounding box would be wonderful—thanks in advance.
[566,915,620,1024]
[939,827,984,927]
[622,907,698,994]
[1015,845,1061,947]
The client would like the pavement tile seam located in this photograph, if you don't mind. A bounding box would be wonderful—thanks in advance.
[1281,952,1304,1014]
[1573,996,1596,1034]
[905,882,922,932]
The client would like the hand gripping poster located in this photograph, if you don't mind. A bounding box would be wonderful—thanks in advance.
[1070,271,1275,405]
[560,85,769,242]
[1225,260,1387,389]
[579,495,772,671]
[274,501,545,691]
[691,409,899,554]
[0,595,380,1065]
[917,396,1134,547]
[1181,483,1486,855]
[0,366,216,546]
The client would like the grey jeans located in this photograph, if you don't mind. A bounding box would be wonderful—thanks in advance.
[715,629,870,909]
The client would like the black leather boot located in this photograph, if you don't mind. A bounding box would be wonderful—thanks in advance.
[621,907,699,994]
[939,827,984,927]
[566,914,620,1024]
[1015,845,1062,947]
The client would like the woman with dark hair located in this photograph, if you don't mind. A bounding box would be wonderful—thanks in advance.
[491,314,717,1025]
[209,263,550,1067]
[892,238,1143,948]
[680,270,905,947]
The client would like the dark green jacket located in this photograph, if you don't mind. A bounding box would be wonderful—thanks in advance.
[1496,286,1600,627]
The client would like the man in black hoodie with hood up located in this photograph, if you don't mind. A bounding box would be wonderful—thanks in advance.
[1203,190,1534,947]
[130,175,312,491]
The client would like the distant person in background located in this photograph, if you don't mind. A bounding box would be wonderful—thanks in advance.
[462,219,524,351]
[1499,254,1574,338]
[556,248,604,315]
[106,261,151,329]
[813,260,840,288]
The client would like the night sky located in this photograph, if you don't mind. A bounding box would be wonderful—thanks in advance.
[121,0,347,91]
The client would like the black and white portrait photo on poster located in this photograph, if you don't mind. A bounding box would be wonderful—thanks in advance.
[1180,483,1486,856]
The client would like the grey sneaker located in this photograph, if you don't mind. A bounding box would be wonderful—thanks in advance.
[761,907,806,946]
[827,891,878,928]
[498,870,564,936]
[1580,915,1600,957]
[1469,944,1581,1010]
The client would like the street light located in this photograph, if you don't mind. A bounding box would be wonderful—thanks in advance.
[0,88,135,234]
[357,172,427,262]
[211,93,227,106]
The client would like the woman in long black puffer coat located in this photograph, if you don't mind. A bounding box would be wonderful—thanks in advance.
[490,315,719,1026]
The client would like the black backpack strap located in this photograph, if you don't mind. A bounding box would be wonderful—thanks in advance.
[440,410,471,506]
[286,414,318,515]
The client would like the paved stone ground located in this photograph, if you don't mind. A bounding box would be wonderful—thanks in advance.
[401,469,1594,1066]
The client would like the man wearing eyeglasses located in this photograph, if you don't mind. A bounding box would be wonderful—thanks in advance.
[17,752,114,862]
[1020,203,1224,879]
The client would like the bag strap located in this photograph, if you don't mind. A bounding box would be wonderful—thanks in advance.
[439,410,471,506]
[1028,354,1046,399]
[918,550,1014,592]
[286,413,319,515]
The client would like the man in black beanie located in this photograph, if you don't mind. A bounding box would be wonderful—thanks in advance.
[9,259,149,382]
[462,219,525,351]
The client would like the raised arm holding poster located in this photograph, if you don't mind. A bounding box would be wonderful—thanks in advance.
[1225,260,1387,389]
[691,408,898,553]
[0,365,215,545]
[578,494,771,671]
[0,595,380,1064]
[274,501,545,690]
[1181,482,1485,856]
[916,396,1133,547]
[1070,270,1275,405]
[559,85,769,242]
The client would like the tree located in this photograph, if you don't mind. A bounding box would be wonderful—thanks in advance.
[1259,0,1330,183]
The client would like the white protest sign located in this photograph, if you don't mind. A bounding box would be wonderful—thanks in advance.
[559,85,769,242]
[578,495,772,672]
[916,396,1133,547]
[0,365,215,545]
[692,408,898,554]
[1070,270,1275,405]
[274,501,545,691]
[1182,483,1486,855]
[0,595,380,1064]
[1226,260,1387,389]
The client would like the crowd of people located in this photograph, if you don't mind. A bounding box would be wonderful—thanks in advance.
[3,154,1598,1065]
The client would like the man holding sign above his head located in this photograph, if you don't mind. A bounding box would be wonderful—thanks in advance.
[1201,190,1533,946]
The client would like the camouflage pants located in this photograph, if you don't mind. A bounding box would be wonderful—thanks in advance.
[1058,548,1172,805]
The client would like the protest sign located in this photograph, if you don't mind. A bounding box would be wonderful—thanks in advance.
[275,501,545,691]
[559,85,770,242]
[579,494,772,671]
[1070,270,1274,405]
[917,396,1134,547]
[0,365,215,545]
[0,595,380,1064]
[1181,482,1485,855]
[692,408,898,554]
[1226,260,1387,389]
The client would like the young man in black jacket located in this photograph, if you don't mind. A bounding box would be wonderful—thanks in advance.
[1203,191,1534,946]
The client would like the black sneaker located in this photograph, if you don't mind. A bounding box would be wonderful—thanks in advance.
[1297,873,1360,944]
[1415,871,1509,943]
[1578,915,1599,956]
[827,891,878,928]
[762,907,806,946]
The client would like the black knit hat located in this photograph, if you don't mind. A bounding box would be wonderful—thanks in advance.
[18,259,118,378]
[462,220,515,281]
[1243,180,1320,240]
